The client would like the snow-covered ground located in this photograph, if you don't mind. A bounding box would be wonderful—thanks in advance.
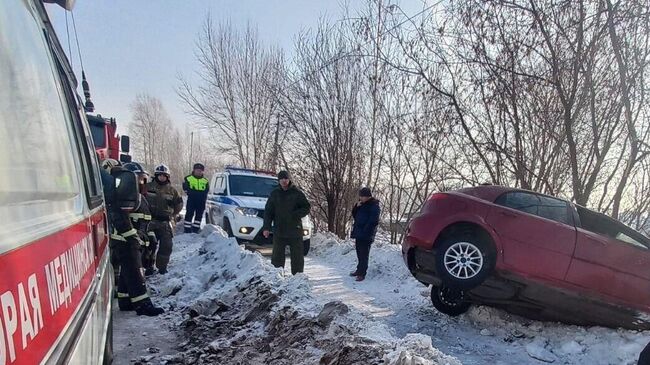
[113,227,648,365]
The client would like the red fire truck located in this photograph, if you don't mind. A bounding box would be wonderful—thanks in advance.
[87,114,131,163]
[0,0,113,364]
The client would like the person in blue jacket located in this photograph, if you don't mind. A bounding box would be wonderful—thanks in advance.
[182,163,209,233]
[349,187,381,281]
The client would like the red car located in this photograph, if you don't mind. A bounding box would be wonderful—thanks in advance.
[403,185,650,329]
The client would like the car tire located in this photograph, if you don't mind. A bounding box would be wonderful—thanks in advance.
[303,239,310,256]
[430,285,471,316]
[223,218,234,237]
[435,230,496,290]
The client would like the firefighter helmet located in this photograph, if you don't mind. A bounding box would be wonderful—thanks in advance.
[154,164,170,177]
[101,158,120,171]
[123,162,146,175]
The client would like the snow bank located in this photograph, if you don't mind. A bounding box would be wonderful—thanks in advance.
[143,226,456,364]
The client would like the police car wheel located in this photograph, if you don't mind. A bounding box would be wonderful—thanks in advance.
[223,218,234,237]
[205,211,213,225]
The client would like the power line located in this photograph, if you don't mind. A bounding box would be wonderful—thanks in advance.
[283,1,442,89]
[70,11,85,72]
[64,11,73,66]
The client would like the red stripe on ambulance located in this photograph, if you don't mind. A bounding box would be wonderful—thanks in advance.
[0,215,105,365]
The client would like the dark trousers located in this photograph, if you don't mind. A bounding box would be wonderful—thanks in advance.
[639,342,650,365]
[148,220,174,271]
[355,239,372,276]
[184,200,205,233]
[116,237,148,307]
[271,236,304,275]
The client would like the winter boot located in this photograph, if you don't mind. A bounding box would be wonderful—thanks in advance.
[355,275,366,282]
[135,299,165,317]
[349,271,359,277]
[118,297,134,311]
[144,267,157,277]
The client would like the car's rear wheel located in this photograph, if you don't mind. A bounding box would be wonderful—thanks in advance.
[435,230,496,290]
[430,285,471,316]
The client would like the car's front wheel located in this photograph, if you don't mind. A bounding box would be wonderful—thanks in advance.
[430,285,471,316]
[435,230,496,290]
[223,218,234,237]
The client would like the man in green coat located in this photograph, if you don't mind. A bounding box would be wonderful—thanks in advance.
[262,170,311,275]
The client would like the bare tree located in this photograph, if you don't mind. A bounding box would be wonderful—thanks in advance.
[277,21,365,238]
[177,17,286,170]
[129,93,174,168]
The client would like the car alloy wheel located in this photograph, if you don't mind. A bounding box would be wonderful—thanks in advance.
[443,241,484,280]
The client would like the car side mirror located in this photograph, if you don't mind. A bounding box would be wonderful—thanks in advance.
[119,154,132,163]
[121,135,130,153]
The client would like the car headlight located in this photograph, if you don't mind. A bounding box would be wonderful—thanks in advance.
[235,207,258,217]
[303,229,310,236]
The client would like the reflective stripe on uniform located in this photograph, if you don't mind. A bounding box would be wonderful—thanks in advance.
[130,293,149,303]
[129,213,153,222]
[129,212,145,220]
[117,292,129,298]
[110,233,126,241]
[122,228,138,238]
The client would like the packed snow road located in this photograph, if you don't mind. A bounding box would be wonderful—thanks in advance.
[113,227,648,365]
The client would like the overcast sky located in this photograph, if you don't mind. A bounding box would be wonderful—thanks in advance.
[47,1,426,134]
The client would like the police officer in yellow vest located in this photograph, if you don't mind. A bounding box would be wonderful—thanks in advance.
[182,163,210,233]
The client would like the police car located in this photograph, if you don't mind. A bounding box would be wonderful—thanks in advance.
[206,167,313,254]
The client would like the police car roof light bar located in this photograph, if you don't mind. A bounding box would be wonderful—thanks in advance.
[224,165,276,176]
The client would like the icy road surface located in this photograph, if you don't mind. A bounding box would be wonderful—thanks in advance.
[112,227,648,364]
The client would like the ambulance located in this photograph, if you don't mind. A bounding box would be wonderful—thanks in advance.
[0,0,113,364]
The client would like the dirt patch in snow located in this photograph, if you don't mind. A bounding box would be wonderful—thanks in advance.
[151,278,385,364]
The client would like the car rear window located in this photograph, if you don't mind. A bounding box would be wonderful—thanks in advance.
[576,206,650,249]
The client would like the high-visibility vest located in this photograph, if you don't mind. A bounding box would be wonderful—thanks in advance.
[185,175,209,191]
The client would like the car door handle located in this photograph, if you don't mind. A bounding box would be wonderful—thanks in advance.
[499,211,517,218]
[585,235,608,246]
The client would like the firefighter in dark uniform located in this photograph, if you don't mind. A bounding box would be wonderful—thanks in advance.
[101,159,121,286]
[102,160,164,316]
[182,163,209,233]
[146,164,183,274]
